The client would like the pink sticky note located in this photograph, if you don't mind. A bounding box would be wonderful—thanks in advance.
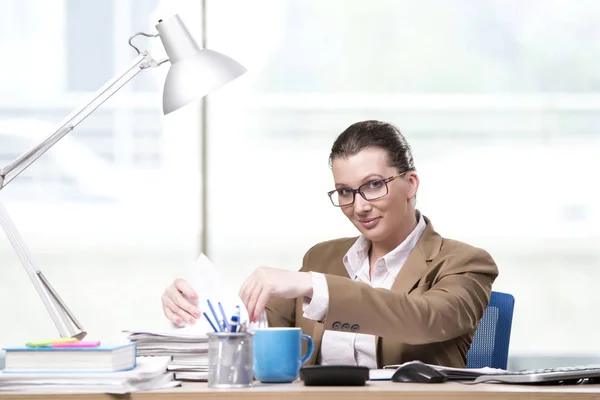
[51,340,100,348]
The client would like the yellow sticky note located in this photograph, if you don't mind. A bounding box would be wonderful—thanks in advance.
[26,337,78,347]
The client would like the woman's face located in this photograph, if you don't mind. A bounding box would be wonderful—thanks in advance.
[331,147,418,244]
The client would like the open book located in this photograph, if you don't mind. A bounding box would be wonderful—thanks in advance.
[370,360,507,381]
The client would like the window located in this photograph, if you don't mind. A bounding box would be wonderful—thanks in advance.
[0,0,202,343]
[206,0,600,367]
[3,0,599,368]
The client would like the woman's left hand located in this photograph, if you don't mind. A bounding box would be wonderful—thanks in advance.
[239,266,313,322]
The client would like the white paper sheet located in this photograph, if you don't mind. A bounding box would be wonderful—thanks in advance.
[376,360,507,381]
[174,253,250,333]
[0,356,170,382]
[127,253,262,338]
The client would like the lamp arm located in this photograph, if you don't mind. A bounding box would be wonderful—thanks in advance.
[0,50,162,339]
[0,52,157,191]
[0,201,86,339]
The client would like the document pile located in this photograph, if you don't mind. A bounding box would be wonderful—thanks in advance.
[371,360,507,381]
[423,363,507,380]
[0,356,178,394]
[126,253,249,382]
[126,328,209,381]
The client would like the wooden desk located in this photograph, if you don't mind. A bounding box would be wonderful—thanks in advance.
[2,381,600,400]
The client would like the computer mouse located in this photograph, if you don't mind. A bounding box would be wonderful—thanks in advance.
[391,361,448,383]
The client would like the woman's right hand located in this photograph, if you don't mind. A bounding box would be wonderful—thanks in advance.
[161,279,201,325]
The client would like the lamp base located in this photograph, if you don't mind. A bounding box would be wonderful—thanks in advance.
[0,201,86,339]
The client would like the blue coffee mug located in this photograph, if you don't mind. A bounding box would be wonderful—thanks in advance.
[253,328,314,383]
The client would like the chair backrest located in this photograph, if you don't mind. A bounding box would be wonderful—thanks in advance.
[466,291,515,369]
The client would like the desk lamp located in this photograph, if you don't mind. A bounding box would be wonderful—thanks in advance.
[0,14,246,340]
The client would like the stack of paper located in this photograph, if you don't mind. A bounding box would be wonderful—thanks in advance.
[125,329,210,381]
[125,254,252,382]
[125,254,253,381]
[127,330,208,356]
[425,364,507,380]
[0,356,178,394]
[372,360,507,381]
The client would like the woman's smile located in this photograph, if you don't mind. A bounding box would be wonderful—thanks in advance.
[358,216,381,229]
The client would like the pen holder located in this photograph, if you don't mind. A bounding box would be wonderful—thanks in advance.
[207,332,254,388]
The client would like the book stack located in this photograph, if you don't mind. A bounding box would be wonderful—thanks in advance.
[0,341,178,393]
[125,330,209,381]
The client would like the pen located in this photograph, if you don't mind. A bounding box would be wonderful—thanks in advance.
[207,300,223,332]
[218,302,230,331]
[235,305,241,326]
[220,319,228,332]
[230,315,239,333]
[203,312,219,333]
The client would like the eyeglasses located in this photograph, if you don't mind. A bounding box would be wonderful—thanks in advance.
[327,172,408,207]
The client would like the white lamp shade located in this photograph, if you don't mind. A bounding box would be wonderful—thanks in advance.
[156,15,247,115]
[162,49,246,114]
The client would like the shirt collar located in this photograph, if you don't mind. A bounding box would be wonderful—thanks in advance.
[343,211,427,278]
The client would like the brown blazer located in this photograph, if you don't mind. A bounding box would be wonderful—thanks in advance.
[265,215,499,368]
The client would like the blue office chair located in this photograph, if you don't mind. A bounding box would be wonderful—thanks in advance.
[466,291,515,369]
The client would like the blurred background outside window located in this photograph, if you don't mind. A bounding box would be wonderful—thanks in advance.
[1,0,599,369]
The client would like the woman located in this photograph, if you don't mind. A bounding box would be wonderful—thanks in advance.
[161,120,498,368]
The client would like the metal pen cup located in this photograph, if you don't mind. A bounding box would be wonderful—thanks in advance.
[207,332,253,388]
